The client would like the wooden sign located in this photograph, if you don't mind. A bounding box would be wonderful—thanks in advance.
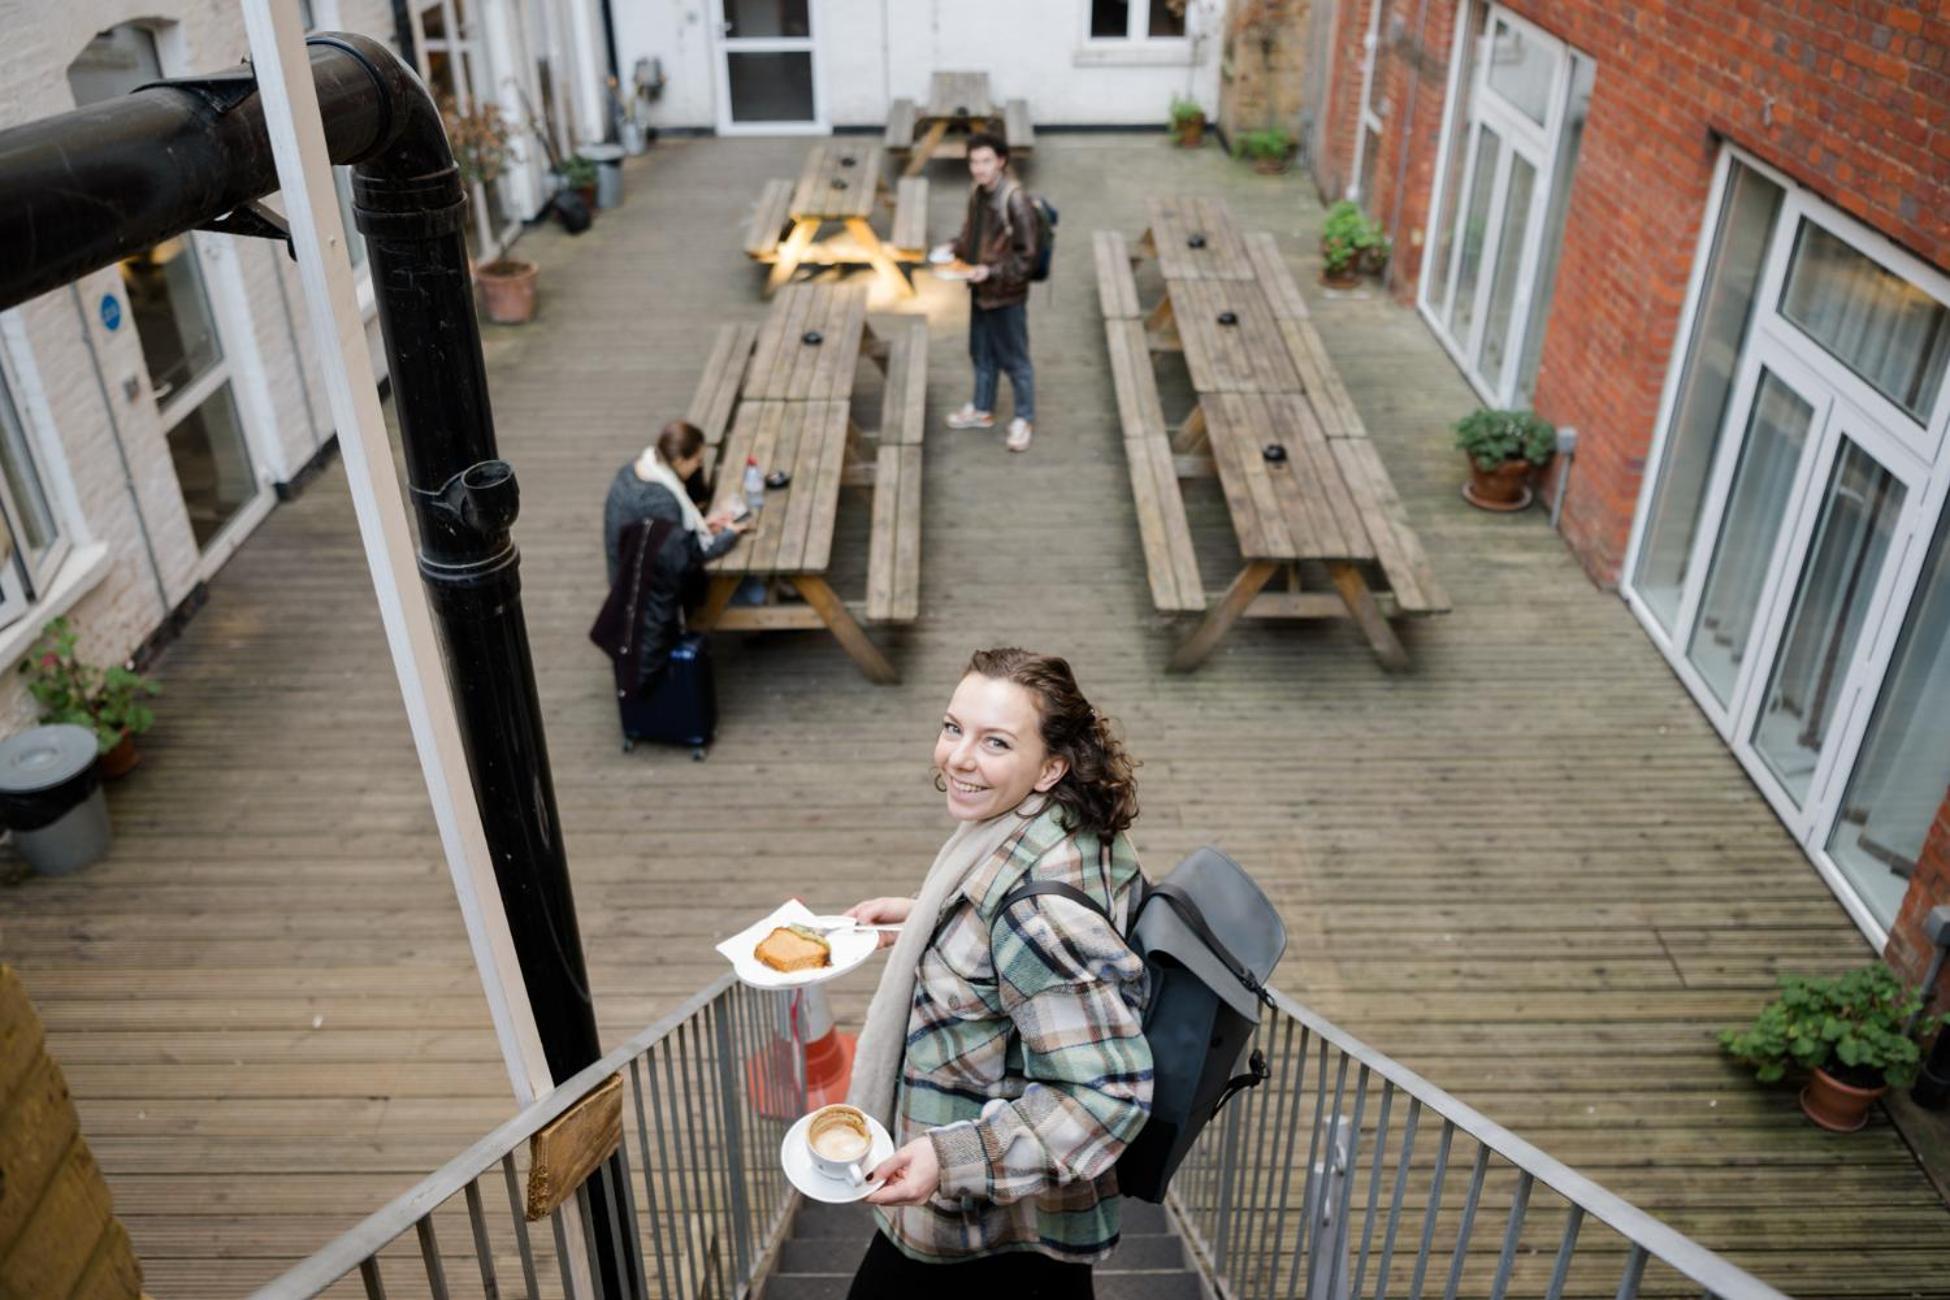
[524,1073,624,1221]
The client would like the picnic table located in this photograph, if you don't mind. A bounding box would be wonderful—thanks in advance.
[886,71,1034,176]
[681,283,928,684]
[1094,197,1448,671]
[744,141,928,300]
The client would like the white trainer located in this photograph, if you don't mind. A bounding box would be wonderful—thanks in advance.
[1006,418,1034,452]
[945,404,995,430]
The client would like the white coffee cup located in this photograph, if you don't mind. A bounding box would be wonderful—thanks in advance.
[805,1104,873,1185]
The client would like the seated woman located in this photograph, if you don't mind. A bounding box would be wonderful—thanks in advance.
[842,647,1153,1299]
[601,420,746,688]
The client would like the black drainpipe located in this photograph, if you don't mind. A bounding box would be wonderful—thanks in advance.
[0,34,636,1297]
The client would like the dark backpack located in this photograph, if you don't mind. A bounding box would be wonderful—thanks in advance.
[1003,181,1058,282]
[998,845,1286,1202]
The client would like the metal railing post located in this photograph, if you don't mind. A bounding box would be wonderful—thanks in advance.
[715,993,757,1286]
[1304,1115,1352,1300]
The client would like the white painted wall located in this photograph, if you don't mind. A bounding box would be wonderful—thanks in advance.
[616,0,1227,132]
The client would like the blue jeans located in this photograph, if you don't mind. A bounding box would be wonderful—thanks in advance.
[970,300,1034,423]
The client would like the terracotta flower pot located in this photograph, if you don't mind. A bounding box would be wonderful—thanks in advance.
[1175,117,1205,148]
[477,260,539,325]
[1252,155,1290,176]
[1461,457,1535,512]
[99,733,140,780]
[575,183,598,212]
[1799,1066,1888,1132]
[1320,264,1362,289]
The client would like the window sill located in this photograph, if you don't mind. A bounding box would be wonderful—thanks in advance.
[0,542,113,671]
[1073,41,1197,68]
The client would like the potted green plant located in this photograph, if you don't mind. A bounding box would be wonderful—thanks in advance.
[556,153,600,213]
[1236,127,1294,175]
[1721,965,1941,1132]
[1320,200,1390,288]
[1169,95,1206,148]
[18,617,161,779]
[1452,407,1554,511]
[440,98,542,326]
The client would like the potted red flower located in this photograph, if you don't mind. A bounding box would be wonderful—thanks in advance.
[1721,965,1941,1133]
[18,617,161,779]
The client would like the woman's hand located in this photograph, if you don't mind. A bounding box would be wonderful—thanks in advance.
[966,264,991,283]
[863,1137,941,1207]
[843,896,913,949]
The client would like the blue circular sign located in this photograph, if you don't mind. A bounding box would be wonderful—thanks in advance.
[99,294,122,332]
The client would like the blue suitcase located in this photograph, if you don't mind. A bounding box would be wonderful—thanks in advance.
[619,633,716,758]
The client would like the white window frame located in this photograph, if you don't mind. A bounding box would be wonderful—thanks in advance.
[415,0,529,252]
[1080,0,1195,47]
[709,0,829,136]
[1620,144,1950,946]
[1416,4,1573,406]
[1346,0,1387,203]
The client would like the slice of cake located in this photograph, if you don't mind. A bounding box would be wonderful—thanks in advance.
[755,924,831,973]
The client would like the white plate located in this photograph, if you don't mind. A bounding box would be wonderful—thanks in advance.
[780,1111,895,1204]
[933,265,974,281]
[927,247,954,265]
[715,901,880,990]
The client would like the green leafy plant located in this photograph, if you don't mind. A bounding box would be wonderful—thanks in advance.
[1720,966,1941,1088]
[556,153,600,190]
[1320,199,1391,277]
[439,97,513,188]
[1236,128,1293,162]
[1168,95,1205,130]
[1452,407,1555,471]
[18,617,161,754]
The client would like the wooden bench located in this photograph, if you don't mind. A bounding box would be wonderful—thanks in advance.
[1104,318,1203,614]
[1093,231,1141,319]
[889,177,929,258]
[685,323,759,474]
[1331,438,1450,615]
[868,320,928,622]
[886,98,918,151]
[1003,98,1034,155]
[744,179,794,260]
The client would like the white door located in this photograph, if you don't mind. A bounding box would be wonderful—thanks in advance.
[712,0,826,135]
[1421,6,1569,405]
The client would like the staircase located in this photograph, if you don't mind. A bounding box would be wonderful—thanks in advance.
[761,1199,1207,1299]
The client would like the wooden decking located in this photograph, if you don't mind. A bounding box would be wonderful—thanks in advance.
[3,135,1945,1295]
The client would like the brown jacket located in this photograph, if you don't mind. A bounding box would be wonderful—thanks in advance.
[950,177,1038,310]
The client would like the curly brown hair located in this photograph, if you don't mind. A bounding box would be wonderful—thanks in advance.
[963,647,1139,840]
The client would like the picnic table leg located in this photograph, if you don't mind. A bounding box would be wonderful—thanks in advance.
[1172,402,1209,454]
[767,219,818,295]
[1328,562,1409,671]
[1171,560,1279,672]
[691,575,741,632]
[787,575,898,684]
[1146,295,1180,352]
[906,119,950,176]
[843,218,914,300]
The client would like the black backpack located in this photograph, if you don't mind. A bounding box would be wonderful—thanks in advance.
[1002,181,1058,282]
[998,845,1286,1202]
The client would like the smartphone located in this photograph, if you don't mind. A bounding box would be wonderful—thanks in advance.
[730,498,752,522]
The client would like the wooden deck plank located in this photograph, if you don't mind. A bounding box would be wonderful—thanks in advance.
[1,136,1930,1297]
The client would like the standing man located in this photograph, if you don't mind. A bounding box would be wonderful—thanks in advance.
[934,133,1040,452]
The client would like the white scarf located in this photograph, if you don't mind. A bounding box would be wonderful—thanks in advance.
[846,803,1042,1130]
[633,448,712,544]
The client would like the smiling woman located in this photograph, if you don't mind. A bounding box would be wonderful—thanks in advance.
[838,648,1151,1298]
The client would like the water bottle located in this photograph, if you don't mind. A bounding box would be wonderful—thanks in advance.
[742,456,764,516]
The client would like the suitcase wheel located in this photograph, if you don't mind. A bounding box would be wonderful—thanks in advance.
[621,738,636,754]
[691,746,707,762]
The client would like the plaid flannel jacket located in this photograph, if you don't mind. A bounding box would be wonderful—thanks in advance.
[874,805,1153,1263]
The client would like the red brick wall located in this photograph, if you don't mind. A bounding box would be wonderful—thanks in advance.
[1886,786,1950,1009]
[1317,0,1950,585]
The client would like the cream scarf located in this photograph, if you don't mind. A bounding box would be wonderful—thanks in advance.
[632,448,712,544]
[846,802,1041,1130]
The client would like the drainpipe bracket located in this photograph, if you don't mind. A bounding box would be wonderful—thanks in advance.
[199,199,295,260]
[135,66,263,116]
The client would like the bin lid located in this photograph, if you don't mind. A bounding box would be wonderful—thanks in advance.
[581,144,626,162]
[0,724,99,793]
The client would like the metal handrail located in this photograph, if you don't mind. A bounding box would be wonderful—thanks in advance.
[1167,987,1792,1300]
[255,977,1793,1300]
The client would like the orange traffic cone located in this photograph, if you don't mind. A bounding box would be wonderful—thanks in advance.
[745,984,856,1121]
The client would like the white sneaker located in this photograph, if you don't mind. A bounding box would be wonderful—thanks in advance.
[946,404,994,430]
[1006,418,1034,452]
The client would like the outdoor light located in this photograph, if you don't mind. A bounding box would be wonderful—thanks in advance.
[1262,444,1288,463]
[1218,310,1239,326]
[839,154,856,167]
[802,329,824,345]
[830,177,848,189]
[1187,233,1207,249]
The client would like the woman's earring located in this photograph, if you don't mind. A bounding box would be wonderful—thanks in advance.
[932,771,948,793]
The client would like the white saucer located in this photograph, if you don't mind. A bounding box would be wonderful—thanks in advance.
[716,901,880,990]
[780,1111,895,1203]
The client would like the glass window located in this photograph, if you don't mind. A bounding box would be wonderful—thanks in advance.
[727,53,815,123]
[65,25,164,105]
[1779,220,1950,421]
[118,238,224,404]
[1148,0,1187,37]
[1685,370,1816,704]
[1426,0,1487,305]
[1516,52,1594,403]
[1829,506,1950,927]
[1091,0,1131,38]
[0,375,57,560]
[1749,440,1906,804]
[1633,163,1785,631]
[167,385,256,547]
[1477,152,1535,378]
[1449,125,1499,339]
[1485,16,1557,125]
[724,0,810,38]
